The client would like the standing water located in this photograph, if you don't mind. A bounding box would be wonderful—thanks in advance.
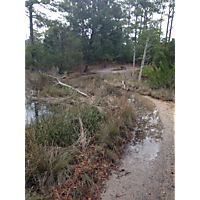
[101,92,165,199]
[25,97,52,124]
[128,93,163,161]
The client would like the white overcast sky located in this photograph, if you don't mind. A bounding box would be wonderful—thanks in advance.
[25,1,175,40]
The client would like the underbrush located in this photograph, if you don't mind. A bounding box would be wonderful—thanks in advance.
[103,65,175,102]
[135,64,175,90]
[26,81,135,199]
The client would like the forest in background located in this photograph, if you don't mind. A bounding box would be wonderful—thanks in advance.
[25,0,175,75]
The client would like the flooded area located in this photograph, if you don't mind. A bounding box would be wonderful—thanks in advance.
[128,93,163,162]
[25,74,175,199]
[101,92,175,200]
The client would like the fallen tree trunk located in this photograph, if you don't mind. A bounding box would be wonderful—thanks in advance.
[39,70,89,98]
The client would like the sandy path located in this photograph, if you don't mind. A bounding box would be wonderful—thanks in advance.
[100,96,175,200]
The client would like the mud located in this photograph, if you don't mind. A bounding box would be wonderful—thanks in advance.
[100,95,175,200]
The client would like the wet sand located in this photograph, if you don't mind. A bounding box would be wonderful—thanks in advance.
[100,95,175,200]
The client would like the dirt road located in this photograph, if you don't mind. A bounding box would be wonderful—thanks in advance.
[100,96,175,200]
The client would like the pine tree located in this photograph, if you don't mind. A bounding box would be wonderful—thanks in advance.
[25,0,57,67]
[43,20,83,73]
[60,0,124,64]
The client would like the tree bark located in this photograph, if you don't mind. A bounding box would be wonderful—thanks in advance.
[135,15,138,39]
[159,1,164,41]
[133,45,136,77]
[139,14,143,35]
[145,11,147,30]
[169,2,174,42]
[29,5,34,46]
[138,22,152,81]
[165,0,172,42]
[133,13,138,78]
[28,4,35,67]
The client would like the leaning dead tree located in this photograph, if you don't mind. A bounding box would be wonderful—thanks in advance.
[39,70,89,97]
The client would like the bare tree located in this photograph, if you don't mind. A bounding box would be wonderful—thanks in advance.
[169,0,175,41]
[133,45,136,77]
[165,0,172,42]
[138,21,152,81]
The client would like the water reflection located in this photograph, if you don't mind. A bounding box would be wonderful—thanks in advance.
[127,93,163,161]
[25,97,52,124]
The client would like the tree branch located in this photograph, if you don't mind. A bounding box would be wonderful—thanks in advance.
[39,71,89,98]
[79,117,86,150]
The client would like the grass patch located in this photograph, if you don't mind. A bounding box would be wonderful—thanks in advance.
[103,69,175,102]
[25,76,135,199]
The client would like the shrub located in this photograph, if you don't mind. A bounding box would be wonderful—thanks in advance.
[135,66,153,78]
[149,63,175,89]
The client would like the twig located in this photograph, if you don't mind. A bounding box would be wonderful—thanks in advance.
[116,194,126,198]
[79,117,86,150]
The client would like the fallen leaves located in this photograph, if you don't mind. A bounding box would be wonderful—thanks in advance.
[47,142,125,200]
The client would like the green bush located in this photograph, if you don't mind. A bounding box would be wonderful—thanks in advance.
[134,63,175,91]
[135,66,153,77]
[149,63,175,89]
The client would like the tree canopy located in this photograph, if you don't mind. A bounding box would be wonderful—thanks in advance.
[25,0,175,73]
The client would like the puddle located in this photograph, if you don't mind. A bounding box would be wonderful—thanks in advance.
[68,76,164,164]
[123,93,163,167]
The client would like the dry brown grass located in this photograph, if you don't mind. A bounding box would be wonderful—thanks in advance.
[26,78,136,200]
[103,73,175,102]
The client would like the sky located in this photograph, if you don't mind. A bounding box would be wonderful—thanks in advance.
[25,1,175,40]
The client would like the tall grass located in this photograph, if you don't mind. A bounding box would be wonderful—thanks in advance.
[25,81,135,199]
[26,71,49,91]
[103,66,175,101]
